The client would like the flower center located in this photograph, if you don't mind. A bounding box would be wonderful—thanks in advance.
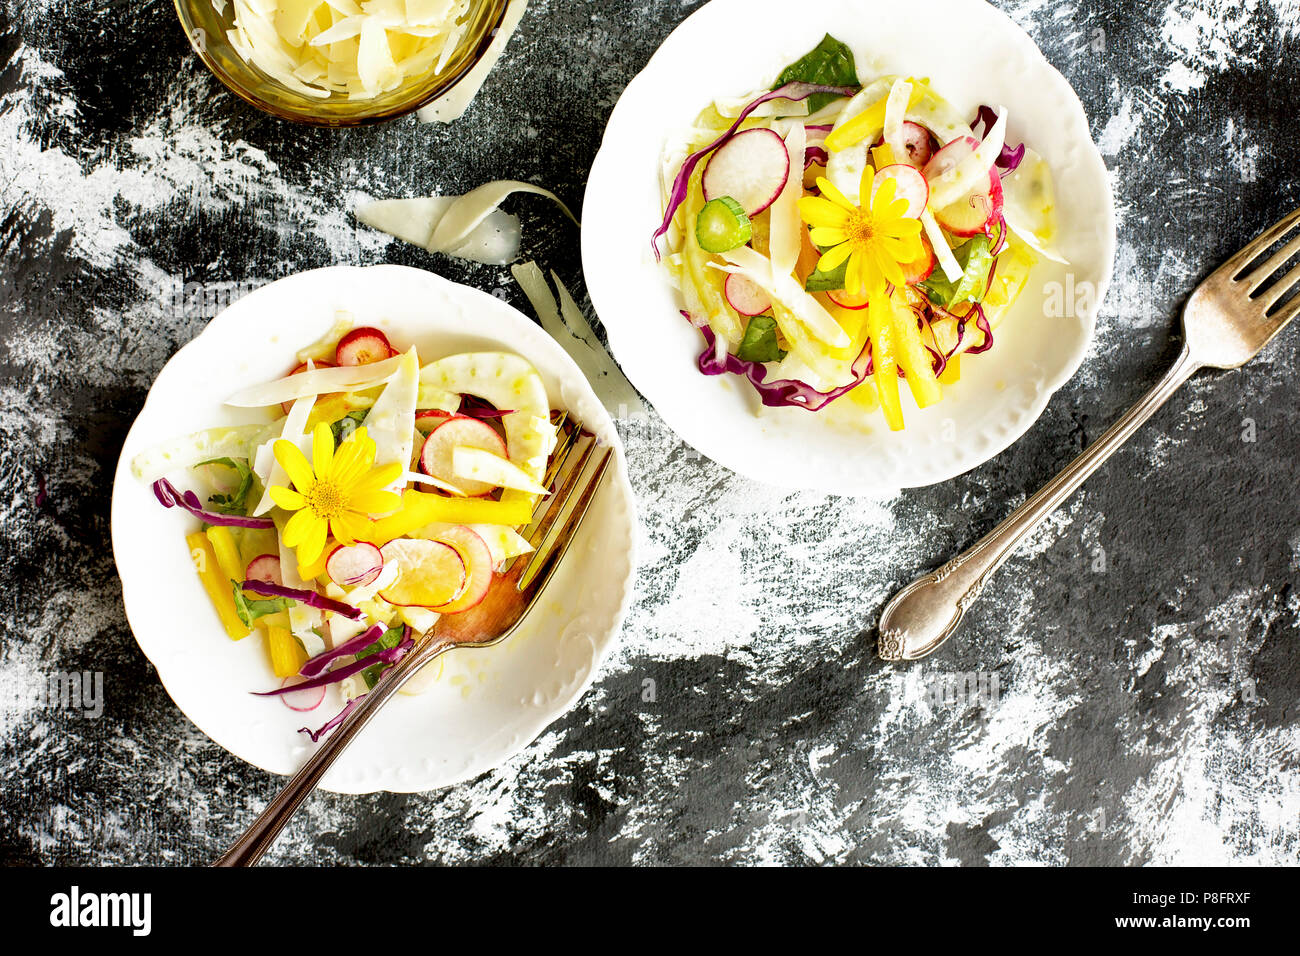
[843,209,875,246]
[306,480,345,519]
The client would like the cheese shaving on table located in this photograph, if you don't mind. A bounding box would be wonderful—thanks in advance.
[356,180,577,266]
[418,0,528,122]
[224,0,479,101]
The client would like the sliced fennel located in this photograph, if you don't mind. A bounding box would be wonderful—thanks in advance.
[711,245,850,349]
[130,424,273,484]
[364,348,419,495]
[452,446,549,495]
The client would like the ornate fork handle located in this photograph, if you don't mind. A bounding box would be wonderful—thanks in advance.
[878,345,1202,661]
[213,635,457,866]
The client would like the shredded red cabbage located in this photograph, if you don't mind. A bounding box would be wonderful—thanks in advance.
[652,81,859,260]
[805,146,829,169]
[972,106,1025,176]
[253,636,413,697]
[241,579,365,620]
[458,395,515,420]
[152,477,275,529]
[695,322,872,412]
[299,624,385,678]
[300,696,361,742]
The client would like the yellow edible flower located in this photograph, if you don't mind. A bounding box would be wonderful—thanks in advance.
[269,423,402,566]
[798,166,924,297]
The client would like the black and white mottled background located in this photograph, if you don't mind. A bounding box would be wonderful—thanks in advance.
[1,0,1298,866]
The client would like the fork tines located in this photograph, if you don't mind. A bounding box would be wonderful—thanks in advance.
[508,415,612,594]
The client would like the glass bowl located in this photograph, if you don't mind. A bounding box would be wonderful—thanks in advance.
[173,0,511,126]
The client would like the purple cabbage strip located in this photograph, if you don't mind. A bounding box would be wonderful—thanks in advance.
[457,395,515,420]
[805,146,829,169]
[299,624,385,678]
[965,305,995,355]
[241,579,365,620]
[252,636,414,697]
[299,697,362,743]
[972,105,1026,176]
[652,81,859,261]
[695,323,872,412]
[152,477,275,529]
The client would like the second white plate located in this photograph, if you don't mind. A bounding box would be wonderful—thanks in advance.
[583,0,1115,495]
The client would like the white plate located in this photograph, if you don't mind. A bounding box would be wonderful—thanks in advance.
[110,266,638,794]
[582,0,1115,495]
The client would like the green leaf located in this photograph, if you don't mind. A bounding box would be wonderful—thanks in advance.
[230,583,290,628]
[356,625,405,689]
[919,235,995,307]
[805,256,848,292]
[776,34,859,113]
[200,457,254,516]
[330,410,369,447]
[735,315,786,363]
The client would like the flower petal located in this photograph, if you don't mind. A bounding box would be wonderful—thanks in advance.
[816,177,857,212]
[798,195,850,229]
[311,422,334,478]
[274,440,315,492]
[816,242,854,272]
[809,226,849,248]
[857,166,876,207]
[269,486,306,511]
[297,518,329,567]
[332,511,373,544]
[282,507,319,548]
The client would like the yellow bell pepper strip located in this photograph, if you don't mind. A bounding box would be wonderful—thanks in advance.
[359,491,534,546]
[865,296,905,431]
[297,549,330,582]
[871,144,897,168]
[266,624,306,679]
[890,299,943,409]
[205,526,247,583]
[186,532,251,641]
[938,353,961,385]
[825,84,925,153]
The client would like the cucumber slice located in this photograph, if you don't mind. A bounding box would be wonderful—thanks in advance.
[695,196,752,254]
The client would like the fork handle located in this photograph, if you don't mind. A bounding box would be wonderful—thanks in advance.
[213,636,457,866]
[877,345,1202,661]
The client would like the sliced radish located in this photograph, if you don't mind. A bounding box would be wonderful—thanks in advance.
[872,164,928,218]
[897,121,935,168]
[378,539,467,609]
[415,409,454,434]
[326,542,384,588]
[430,526,493,614]
[419,416,507,497]
[335,327,394,367]
[724,272,772,317]
[828,288,870,310]
[279,676,325,712]
[281,360,335,414]
[924,137,1003,236]
[245,554,283,587]
[702,127,790,217]
[901,237,936,284]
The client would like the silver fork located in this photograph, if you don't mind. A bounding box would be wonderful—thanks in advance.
[878,206,1300,661]
[214,416,612,865]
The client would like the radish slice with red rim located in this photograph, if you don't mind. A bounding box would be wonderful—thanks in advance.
[872,164,928,218]
[897,122,935,167]
[724,273,773,317]
[279,676,326,713]
[245,554,283,587]
[335,327,394,366]
[922,137,1004,236]
[702,127,790,217]
[430,526,494,614]
[326,542,384,588]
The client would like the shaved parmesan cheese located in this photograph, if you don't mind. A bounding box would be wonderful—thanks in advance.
[430,181,579,250]
[768,123,806,278]
[452,447,549,495]
[418,0,528,123]
[363,348,420,494]
[511,261,643,417]
[711,246,851,349]
[225,351,407,407]
[254,392,315,516]
[921,209,964,282]
[225,0,477,102]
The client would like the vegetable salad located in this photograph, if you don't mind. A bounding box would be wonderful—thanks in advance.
[654,34,1065,430]
[132,316,559,740]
